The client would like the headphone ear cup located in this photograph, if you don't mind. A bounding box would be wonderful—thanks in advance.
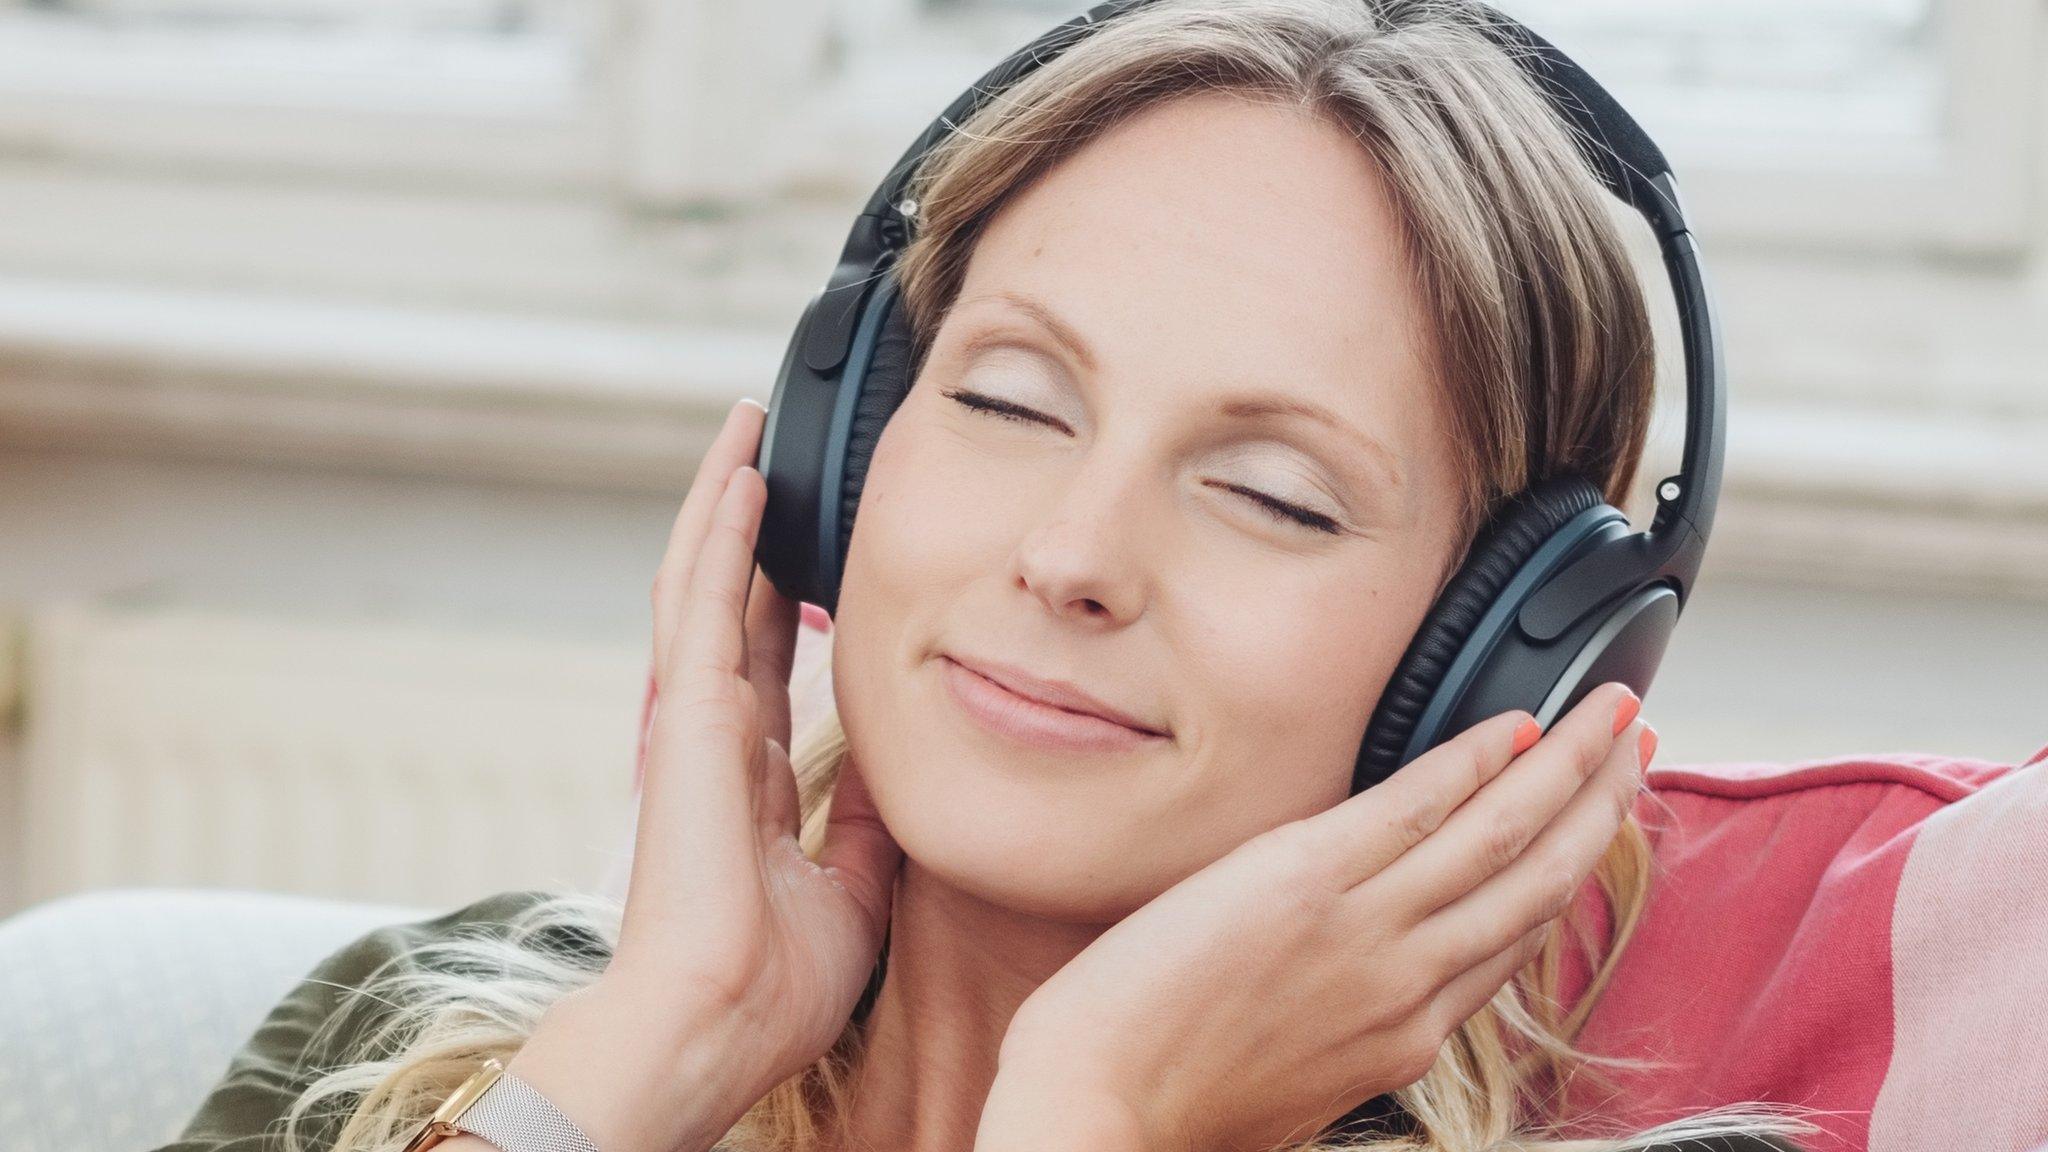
[833,275,919,604]
[1354,474,1608,792]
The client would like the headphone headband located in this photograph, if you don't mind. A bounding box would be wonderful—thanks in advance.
[864,1,1682,229]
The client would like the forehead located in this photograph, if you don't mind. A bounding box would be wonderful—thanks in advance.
[949,91,1445,482]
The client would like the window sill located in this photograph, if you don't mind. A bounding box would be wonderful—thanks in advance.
[0,272,785,494]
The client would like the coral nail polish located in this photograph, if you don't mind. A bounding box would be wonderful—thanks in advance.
[1611,688,1641,736]
[1638,724,1658,769]
[1511,717,1542,755]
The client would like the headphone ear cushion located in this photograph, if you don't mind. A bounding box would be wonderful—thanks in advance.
[1356,474,1608,789]
[836,278,919,591]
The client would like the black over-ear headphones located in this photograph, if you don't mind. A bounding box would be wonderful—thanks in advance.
[754,0,1723,797]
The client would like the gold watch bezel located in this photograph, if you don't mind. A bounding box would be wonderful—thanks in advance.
[399,1058,507,1152]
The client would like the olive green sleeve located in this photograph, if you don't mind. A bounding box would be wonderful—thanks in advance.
[148,889,560,1152]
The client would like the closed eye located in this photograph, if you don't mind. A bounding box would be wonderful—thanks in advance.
[940,387,1343,535]
[942,387,1056,432]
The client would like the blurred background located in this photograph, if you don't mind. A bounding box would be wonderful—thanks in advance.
[1,0,2044,922]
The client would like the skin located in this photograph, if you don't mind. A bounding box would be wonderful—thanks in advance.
[829,91,1472,1150]
[495,90,1652,1152]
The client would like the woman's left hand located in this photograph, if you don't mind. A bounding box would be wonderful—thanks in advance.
[975,683,1655,1152]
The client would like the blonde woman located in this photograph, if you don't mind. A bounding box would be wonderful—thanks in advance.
[161,2,1829,1151]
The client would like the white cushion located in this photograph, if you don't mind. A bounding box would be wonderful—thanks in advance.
[0,887,427,1152]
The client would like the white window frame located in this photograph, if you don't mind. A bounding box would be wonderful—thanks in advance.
[0,0,843,198]
[0,2,618,188]
[0,0,841,338]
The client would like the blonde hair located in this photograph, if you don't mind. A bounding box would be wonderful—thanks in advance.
[284,2,1829,1149]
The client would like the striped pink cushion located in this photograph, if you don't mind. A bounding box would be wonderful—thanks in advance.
[1557,738,2048,1152]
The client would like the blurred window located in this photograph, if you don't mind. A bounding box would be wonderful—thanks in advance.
[0,0,595,115]
[1496,0,1937,164]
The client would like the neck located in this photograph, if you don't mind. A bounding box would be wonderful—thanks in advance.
[835,858,1106,1152]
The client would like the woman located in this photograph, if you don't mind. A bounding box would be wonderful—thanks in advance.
[163,2,1827,1150]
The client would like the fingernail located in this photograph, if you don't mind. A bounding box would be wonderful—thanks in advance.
[1637,724,1658,770]
[1611,687,1641,736]
[737,396,768,414]
[1511,717,1542,756]
[799,602,833,632]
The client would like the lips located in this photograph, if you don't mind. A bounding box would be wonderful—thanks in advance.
[940,656,1166,754]
[942,653,1166,737]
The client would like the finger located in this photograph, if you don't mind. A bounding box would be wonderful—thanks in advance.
[653,398,768,681]
[675,464,769,691]
[629,684,759,917]
[635,465,770,882]
[1369,681,1638,920]
[1428,919,1550,1043]
[818,754,904,945]
[755,734,800,841]
[1418,716,1651,979]
[1290,707,1540,889]
[745,565,801,752]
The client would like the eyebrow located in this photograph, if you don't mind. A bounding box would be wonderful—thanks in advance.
[1216,394,1406,494]
[957,290,1099,373]
[954,289,1407,494]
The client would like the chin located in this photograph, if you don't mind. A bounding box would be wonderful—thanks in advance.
[909,817,1170,925]
[831,622,1193,923]
[871,740,1189,924]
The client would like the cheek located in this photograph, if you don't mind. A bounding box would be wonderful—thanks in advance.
[830,415,1028,851]
[1180,596,1385,834]
[848,413,1013,593]
[1179,546,1442,831]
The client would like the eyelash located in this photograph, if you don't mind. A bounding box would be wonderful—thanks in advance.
[940,386,1343,535]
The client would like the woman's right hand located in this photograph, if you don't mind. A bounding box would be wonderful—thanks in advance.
[503,398,903,1152]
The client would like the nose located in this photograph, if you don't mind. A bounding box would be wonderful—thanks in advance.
[1009,447,1153,626]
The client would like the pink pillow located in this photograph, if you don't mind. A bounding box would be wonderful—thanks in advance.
[1556,739,2048,1152]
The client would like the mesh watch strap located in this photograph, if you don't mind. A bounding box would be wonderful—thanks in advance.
[454,1067,603,1152]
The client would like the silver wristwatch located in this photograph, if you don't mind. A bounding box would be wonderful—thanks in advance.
[399,1058,603,1152]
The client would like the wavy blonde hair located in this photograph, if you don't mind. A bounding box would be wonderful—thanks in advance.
[283,2,1830,1149]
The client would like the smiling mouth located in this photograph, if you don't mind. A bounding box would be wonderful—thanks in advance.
[938,656,1166,753]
